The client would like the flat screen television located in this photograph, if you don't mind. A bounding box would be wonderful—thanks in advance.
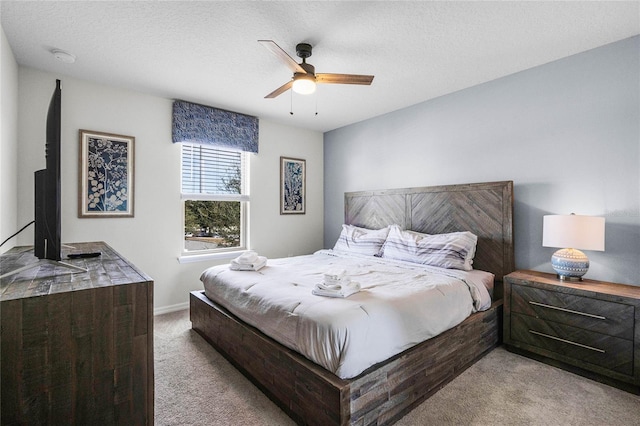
[34,79,62,261]
[0,80,92,278]
[0,80,88,279]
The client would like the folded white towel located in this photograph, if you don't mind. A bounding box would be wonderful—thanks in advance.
[315,282,342,291]
[324,275,351,286]
[312,281,361,298]
[324,268,347,282]
[230,256,267,271]
[234,250,259,265]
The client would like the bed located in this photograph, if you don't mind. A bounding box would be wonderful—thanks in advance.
[190,180,514,425]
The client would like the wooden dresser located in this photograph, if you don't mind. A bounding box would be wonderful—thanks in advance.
[0,241,154,425]
[503,270,640,393]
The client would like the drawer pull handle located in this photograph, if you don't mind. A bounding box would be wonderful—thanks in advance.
[529,330,606,353]
[529,301,606,320]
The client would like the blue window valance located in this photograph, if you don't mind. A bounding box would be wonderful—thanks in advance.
[172,100,259,153]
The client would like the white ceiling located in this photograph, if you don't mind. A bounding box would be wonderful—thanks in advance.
[2,1,639,133]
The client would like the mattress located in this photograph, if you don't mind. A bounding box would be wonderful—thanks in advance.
[200,250,493,379]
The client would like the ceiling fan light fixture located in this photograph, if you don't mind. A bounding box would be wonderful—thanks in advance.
[259,40,373,99]
[292,74,316,95]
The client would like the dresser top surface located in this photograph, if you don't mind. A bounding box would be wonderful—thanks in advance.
[505,270,640,301]
[1,241,152,301]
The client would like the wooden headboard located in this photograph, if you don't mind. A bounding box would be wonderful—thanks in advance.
[344,180,514,281]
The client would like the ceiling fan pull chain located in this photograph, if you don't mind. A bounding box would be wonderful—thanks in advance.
[290,89,294,115]
[315,93,318,116]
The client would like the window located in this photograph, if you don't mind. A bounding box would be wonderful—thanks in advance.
[181,143,249,255]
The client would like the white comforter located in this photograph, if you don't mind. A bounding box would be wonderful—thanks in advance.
[200,250,493,379]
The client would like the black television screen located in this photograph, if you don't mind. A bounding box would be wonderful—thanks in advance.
[34,79,61,261]
[0,79,89,279]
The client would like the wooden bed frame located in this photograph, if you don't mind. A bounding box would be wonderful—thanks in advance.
[190,180,514,425]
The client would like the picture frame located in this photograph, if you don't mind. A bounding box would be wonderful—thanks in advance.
[280,156,306,215]
[79,129,135,218]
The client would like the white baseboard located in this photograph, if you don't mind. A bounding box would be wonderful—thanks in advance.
[154,302,189,316]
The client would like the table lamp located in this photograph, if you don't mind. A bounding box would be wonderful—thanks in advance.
[542,214,605,281]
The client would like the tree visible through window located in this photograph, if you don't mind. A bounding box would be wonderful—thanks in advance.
[182,144,248,253]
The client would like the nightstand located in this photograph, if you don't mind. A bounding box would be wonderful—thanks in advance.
[503,270,640,393]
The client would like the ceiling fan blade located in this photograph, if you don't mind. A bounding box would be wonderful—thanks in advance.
[316,73,374,85]
[265,80,294,99]
[259,40,306,74]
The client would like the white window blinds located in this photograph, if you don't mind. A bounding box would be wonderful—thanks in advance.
[181,144,248,200]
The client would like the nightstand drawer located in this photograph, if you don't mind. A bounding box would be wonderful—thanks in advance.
[511,313,634,376]
[511,283,634,339]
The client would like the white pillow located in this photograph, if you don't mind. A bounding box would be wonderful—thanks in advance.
[382,225,478,270]
[332,224,390,257]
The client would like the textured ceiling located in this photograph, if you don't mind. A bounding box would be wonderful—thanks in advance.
[2,1,639,133]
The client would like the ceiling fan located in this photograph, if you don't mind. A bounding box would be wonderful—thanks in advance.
[258,40,374,99]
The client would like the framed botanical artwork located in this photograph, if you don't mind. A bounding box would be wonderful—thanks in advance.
[78,129,135,218]
[280,156,306,215]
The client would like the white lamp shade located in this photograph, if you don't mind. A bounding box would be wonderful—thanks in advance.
[542,215,605,252]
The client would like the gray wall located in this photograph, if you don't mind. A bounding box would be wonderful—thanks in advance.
[324,36,639,286]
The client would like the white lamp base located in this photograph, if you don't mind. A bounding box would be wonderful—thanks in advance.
[551,248,590,281]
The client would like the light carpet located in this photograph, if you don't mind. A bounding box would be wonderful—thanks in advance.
[154,310,640,425]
